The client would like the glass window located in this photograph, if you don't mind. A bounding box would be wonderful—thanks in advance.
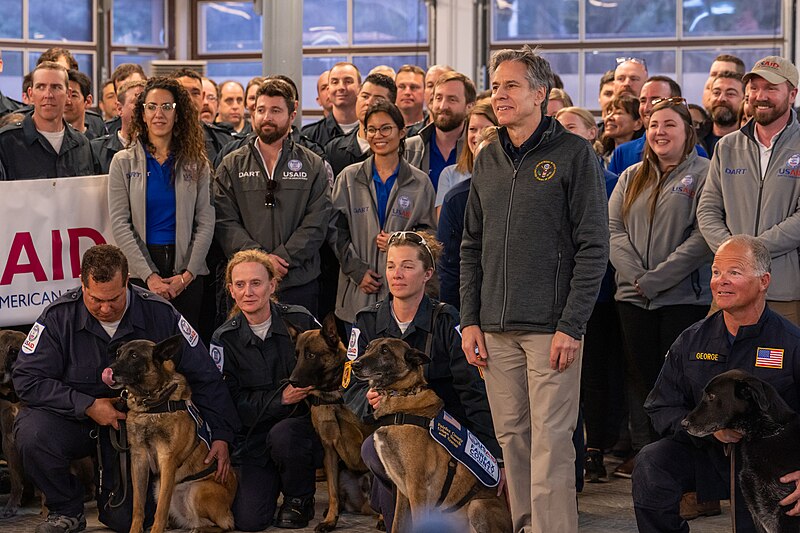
[586,0,676,39]
[29,51,94,77]
[352,0,428,45]
[112,53,160,71]
[113,0,165,46]
[352,55,428,77]
[583,50,676,111]
[683,0,781,37]
[0,0,22,39]
[492,0,578,42]
[29,0,93,42]
[302,56,347,111]
[303,0,347,47]
[539,52,580,107]
[198,1,262,53]
[681,47,782,105]
[206,60,263,90]
[0,50,23,101]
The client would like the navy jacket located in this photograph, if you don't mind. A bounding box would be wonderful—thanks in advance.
[12,285,240,444]
[437,178,470,309]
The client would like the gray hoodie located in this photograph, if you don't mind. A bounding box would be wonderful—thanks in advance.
[609,151,712,309]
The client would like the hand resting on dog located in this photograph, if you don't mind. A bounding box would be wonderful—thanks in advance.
[85,397,126,430]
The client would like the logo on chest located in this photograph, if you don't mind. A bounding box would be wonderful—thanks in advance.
[533,161,557,181]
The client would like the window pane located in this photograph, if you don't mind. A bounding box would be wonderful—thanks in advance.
[353,0,428,45]
[29,51,94,76]
[199,1,262,53]
[0,0,22,39]
[112,53,160,71]
[492,0,578,42]
[683,0,781,37]
[352,55,428,78]
[586,0,676,39]
[681,47,782,106]
[304,0,347,47]
[583,50,676,112]
[113,0,165,46]
[29,0,92,42]
[302,56,346,111]
[206,60,263,90]
[0,50,23,101]
[539,52,580,107]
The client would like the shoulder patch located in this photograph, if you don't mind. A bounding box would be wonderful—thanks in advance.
[178,316,199,347]
[209,343,224,373]
[21,322,45,354]
[347,327,360,361]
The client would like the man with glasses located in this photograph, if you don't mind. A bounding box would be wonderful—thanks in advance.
[214,78,331,316]
[614,57,649,98]
[324,73,396,177]
[609,76,707,175]
[699,56,800,326]
[0,62,97,180]
[170,70,232,165]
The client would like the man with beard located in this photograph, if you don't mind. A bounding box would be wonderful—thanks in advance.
[703,71,744,155]
[405,71,476,191]
[301,62,361,148]
[701,54,745,113]
[614,57,648,98]
[698,56,800,325]
[214,78,331,315]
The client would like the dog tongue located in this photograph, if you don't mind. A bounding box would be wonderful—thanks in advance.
[101,367,115,388]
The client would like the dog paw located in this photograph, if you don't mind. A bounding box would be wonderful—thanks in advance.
[375,517,386,531]
[315,521,338,532]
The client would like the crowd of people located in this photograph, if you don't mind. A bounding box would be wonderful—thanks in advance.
[4,43,800,533]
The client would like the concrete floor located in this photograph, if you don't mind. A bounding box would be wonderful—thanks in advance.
[0,455,735,532]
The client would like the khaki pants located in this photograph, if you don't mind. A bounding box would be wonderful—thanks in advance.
[767,300,800,326]
[484,331,582,533]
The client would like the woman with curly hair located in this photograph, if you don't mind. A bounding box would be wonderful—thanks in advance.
[108,76,213,327]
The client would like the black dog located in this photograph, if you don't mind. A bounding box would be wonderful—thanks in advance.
[683,369,800,533]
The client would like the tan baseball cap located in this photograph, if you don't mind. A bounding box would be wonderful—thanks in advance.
[743,56,799,87]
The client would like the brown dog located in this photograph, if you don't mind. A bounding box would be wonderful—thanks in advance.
[288,314,376,532]
[108,336,236,533]
[351,338,511,533]
[0,329,25,517]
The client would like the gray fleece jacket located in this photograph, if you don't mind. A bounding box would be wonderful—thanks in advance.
[609,151,712,309]
[697,110,800,301]
[460,121,609,339]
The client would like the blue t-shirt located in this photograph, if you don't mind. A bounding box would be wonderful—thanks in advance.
[145,151,177,245]
[608,135,709,175]
[428,131,457,192]
[372,162,399,229]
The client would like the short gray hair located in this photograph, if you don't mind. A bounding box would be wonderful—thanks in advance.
[489,45,553,115]
[719,235,771,275]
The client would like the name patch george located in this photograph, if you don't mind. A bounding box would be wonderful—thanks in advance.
[693,352,724,362]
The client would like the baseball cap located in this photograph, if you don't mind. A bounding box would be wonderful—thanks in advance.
[743,56,799,87]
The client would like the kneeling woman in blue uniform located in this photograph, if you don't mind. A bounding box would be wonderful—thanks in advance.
[211,249,322,530]
[342,231,504,531]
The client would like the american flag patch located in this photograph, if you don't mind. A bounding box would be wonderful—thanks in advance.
[755,347,784,369]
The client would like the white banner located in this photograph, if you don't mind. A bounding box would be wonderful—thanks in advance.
[0,175,114,326]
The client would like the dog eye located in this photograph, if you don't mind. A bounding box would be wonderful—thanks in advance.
[130,352,137,359]
[707,393,715,401]
[306,352,316,360]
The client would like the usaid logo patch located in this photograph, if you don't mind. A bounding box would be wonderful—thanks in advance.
[788,154,800,168]
[21,322,45,354]
[288,159,303,172]
[681,175,694,187]
[209,343,224,373]
[398,196,411,209]
[347,328,360,361]
[178,316,199,347]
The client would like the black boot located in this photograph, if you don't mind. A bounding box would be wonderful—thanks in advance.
[585,448,607,483]
[275,496,315,529]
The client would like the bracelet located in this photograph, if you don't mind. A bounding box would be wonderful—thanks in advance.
[179,275,186,289]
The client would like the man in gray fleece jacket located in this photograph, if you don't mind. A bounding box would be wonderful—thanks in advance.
[460,46,608,533]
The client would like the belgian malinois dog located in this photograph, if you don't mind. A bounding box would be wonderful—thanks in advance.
[108,336,237,533]
[351,338,511,533]
[288,314,376,532]
[0,329,26,517]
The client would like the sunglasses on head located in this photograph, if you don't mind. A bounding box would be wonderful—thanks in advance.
[387,231,436,271]
[650,96,688,108]
[264,178,278,207]
[616,56,648,70]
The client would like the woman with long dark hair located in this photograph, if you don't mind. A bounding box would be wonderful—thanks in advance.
[609,97,712,474]
[108,76,213,327]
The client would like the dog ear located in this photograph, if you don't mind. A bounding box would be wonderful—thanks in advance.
[404,347,431,367]
[284,320,300,343]
[153,335,185,363]
[736,377,771,412]
[322,313,340,349]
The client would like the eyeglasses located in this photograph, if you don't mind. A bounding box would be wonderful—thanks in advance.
[205,94,218,102]
[650,96,688,108]
[366,124,396,138]
[616,56,648,70]
[143,102,177,114]
[264,178,278,207]
[387,231,436,271]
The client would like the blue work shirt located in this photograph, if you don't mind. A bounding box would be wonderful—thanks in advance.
[428,131,457,192]
[372,162,399,229]
[608,135,709,176]
[145,151,176,245]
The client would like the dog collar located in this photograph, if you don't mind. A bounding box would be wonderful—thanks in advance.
[375,412,431,428]
[377,386,426,398]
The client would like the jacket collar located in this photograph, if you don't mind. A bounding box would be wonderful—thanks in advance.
[22,114,80,154]
[740,107,798,144]
[233,302,291,345]
[355,155,415,187]
[374,295,434,337]
[76,284,148,340]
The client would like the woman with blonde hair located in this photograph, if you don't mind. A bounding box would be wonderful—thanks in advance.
[108,76,213,328]
[211,249,322,530]
[547,87,574,116]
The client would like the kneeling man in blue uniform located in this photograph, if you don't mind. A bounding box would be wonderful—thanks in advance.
[633,235,800,532]
[12,244,240,533]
